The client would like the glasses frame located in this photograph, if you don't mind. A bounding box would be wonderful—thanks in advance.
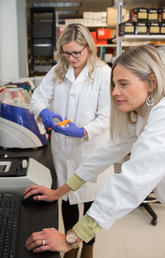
[61,45,86,59]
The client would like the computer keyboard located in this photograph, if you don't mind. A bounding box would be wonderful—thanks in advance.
[0,193,21,258]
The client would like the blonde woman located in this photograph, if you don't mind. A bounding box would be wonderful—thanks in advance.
[30,23,111,258]
[26,44,165,255]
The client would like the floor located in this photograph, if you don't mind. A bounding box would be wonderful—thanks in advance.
[58,198,165,258]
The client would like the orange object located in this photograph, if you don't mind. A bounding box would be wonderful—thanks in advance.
[90,31,97,44]
[48,119,71,131]
[97,28,111,39]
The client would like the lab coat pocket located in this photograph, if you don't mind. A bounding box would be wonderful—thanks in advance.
[79,91,98,124]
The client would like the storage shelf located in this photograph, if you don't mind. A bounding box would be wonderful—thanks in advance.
[96,44,117,47]
[29,7,55,76]
[116,35,165,42]
[57,24,109,28]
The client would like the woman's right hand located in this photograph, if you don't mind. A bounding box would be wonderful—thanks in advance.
[24,185,58,202]
[24,184,72,202]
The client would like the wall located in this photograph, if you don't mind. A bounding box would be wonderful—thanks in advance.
[17,0,28,79]
[0,0,27,85]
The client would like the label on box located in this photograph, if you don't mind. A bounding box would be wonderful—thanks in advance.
[98,31,104,35]
[148,13,158,20]
[136,24,147,34]
[149,22,160,34]
[138,12,147,19]
[97,28,111,39]
[119,22,135,35]
[150,27,159,33]
[125,26,134,33]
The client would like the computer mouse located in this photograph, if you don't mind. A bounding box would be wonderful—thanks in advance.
[22,194,43,204]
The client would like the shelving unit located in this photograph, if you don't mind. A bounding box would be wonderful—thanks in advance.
[117,35,165,41]
[115,1,165,56]
[28,7,56,76]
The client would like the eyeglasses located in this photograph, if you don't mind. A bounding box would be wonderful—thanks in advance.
[61,45,86,59]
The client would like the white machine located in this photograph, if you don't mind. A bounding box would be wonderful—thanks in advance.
[0,87,48,148]
[0,157,52,196]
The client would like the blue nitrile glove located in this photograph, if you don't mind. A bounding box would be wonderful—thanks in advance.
[53,121,84,138]
[40,108,63,129]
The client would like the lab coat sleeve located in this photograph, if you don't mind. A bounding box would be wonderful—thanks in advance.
[86,103,165,230]
[30,66,56,118]
[75,127,136,182]
[84,65,111,141]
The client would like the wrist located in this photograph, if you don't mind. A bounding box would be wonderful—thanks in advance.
[83,128,87,136]
[55,184,72,199]
[65,229,81,249]
[82,128,88,139]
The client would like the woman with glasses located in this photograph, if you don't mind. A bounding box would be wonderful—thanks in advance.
[29,23,111,258]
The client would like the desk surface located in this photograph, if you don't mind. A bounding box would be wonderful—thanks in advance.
[0,143,61,258]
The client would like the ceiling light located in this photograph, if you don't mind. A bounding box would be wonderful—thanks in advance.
[33,2,81,8]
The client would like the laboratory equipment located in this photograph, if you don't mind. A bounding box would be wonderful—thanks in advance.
[0,88,48,148]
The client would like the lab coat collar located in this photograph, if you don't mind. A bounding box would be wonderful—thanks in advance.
[65,64,89,83]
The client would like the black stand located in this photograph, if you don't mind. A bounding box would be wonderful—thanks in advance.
[140,196,160,226]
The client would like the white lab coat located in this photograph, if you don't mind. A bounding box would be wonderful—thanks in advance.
[30,63,112,204]
[75,97,165,229]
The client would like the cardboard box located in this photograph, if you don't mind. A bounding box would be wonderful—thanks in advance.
[135,22,148,35]
[119,21,135,36]
[148,8,159,22]
[106,7,128,27]
[90,31,97,44]
[83,12,106,20]
[97,28,111,39]
[149,22,160,34]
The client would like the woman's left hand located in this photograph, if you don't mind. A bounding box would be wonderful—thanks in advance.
[25,228,71,253]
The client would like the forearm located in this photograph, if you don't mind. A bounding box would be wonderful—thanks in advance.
[55,184,72,199]
[54,175,85,201]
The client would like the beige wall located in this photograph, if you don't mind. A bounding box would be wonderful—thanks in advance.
[0,0,27,84]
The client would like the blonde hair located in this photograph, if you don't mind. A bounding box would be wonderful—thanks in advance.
[110,44,165,140]
[54,23,104,82]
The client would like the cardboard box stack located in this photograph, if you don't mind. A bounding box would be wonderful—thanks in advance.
[83,12,107,27]
[65,12,107,27]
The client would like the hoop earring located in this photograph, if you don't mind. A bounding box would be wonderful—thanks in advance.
[146,94,154,106]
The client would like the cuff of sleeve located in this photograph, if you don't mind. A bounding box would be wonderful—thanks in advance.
[66,174,86,191]
[73,214,102,243]
[82,126,89,141]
